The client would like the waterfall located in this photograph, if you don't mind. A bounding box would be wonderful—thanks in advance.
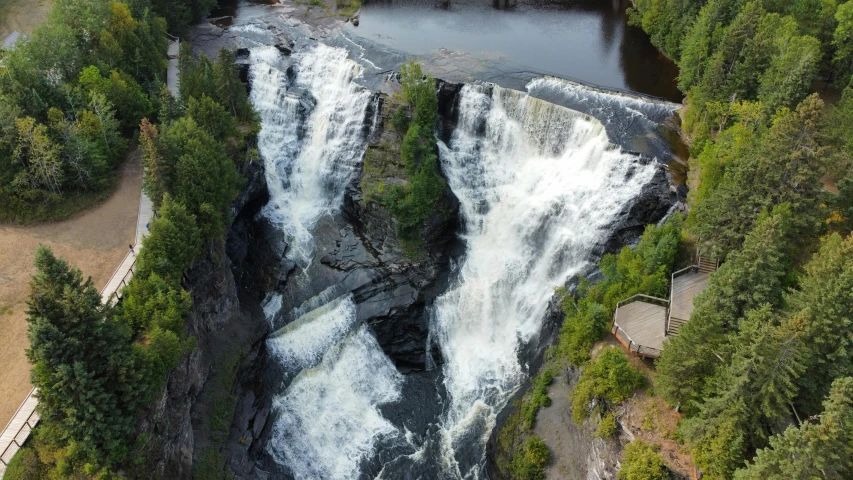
[249,44,373,268]
[250,38,664,477]
[430,84,659,476]
[267,298,403,479]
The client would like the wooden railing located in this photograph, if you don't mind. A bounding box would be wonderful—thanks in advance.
[611,324,663,358]
[0,389,39,476]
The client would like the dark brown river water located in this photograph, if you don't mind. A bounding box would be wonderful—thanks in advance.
[346,0,683,102]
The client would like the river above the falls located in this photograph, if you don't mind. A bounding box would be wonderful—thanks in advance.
[345,0,682,102]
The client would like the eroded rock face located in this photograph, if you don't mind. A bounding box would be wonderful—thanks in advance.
[134,161,269,480]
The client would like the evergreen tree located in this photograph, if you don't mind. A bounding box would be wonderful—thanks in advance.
[692,95,827,255]
[657,206,793,409]
[213,48,253,122]
[136,195,202,282]
[26,246,149,463]
[735,377,853,479]
[785,233,853,413]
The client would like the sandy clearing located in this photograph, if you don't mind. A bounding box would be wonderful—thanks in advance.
[0,0,51,42]
[0,151,142,429]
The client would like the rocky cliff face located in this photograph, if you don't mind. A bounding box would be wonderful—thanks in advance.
[218,85,462,479]
[132,160,270,480]
[134,77,679,480]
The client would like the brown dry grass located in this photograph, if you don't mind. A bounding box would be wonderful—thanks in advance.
[0,152,142,429]
[0,0,52,41]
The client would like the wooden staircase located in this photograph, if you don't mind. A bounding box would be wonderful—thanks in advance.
[666,317,689,336]
[698,256,718,274]
[665,255,718,338]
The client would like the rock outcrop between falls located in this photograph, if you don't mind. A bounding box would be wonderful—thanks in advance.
[134,71,680,479]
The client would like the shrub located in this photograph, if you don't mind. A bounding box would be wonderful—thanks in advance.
[571,348,645,424]
[510,436,551,480]
[4,447,45,480]
[521,368,554,428]
[619,440,668,480]
[597,412,619,438]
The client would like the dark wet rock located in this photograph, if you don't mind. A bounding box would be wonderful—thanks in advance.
[274,43,292,55]
[436,80,463,144]
[598,162,677,256]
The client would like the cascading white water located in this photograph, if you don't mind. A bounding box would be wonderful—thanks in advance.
[250,43,404,480]
[431,84,659,476]
[250,36,665,477]
[249,43,373,268]
[266,296,403,480]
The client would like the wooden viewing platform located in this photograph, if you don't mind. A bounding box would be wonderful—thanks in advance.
[611,257,718,358]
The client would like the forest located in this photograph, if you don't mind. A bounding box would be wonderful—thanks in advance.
[2,0,257,478]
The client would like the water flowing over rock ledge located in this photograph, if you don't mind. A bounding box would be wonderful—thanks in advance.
[139,10,685,479]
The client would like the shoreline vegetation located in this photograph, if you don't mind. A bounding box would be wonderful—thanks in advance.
[3,0,258,478]
[499,1,853,479]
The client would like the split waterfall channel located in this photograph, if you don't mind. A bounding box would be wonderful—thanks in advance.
[244,36,674,479]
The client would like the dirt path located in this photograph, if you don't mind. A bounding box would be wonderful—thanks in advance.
[0,152,142,429]
[0,0,51,41]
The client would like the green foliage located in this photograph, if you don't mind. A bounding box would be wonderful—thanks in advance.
[657,206,794,409]
[557,216,683,365]
[390,106,410,134]
[834,2,853,87]
[596,411,618,439]
[692,95,828,256]
[571,348,645,424]
[618,440,669,480]
[509,436,551,480]
[149,0,216,35]
[4,446,46,480]
[734,377,853,480]
[135,196,202,282]
[179,47,256,124]
[193,447,228,480]
[381,62,446,242]
[785,233,853,413]
[79,66,154,131]
[187,95,238,142]
[0,0,171,221]
[520,368,554,428]
[26,246,150,464]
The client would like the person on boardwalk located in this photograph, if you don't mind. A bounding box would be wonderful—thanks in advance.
[129,244,135,255]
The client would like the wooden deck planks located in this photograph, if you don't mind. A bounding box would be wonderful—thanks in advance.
[669,271,709,321]
[615,302,667,352]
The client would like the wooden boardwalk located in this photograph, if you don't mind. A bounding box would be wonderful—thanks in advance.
[0,390,38,477]
[667,270,709,336]
[612,259,717,358]
[0,38,177,477]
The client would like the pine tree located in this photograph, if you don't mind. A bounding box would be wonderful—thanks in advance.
[785,233,853,413]
[213,48,252,122]
[656,206,793,409]
[692,95,827,255]
[26,246,150,462]
[136,195,201,282]
[735,377,853,479]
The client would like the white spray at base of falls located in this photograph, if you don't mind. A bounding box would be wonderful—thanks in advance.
[249,44,373,268]
[267,296,403,480]
[430,84,659,476]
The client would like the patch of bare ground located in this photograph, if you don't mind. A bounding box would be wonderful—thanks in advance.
[533,364,622,479]
[600,336,697,479]
[532,337,696,479]
[0,0,52,41]
[0,151,142,429]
